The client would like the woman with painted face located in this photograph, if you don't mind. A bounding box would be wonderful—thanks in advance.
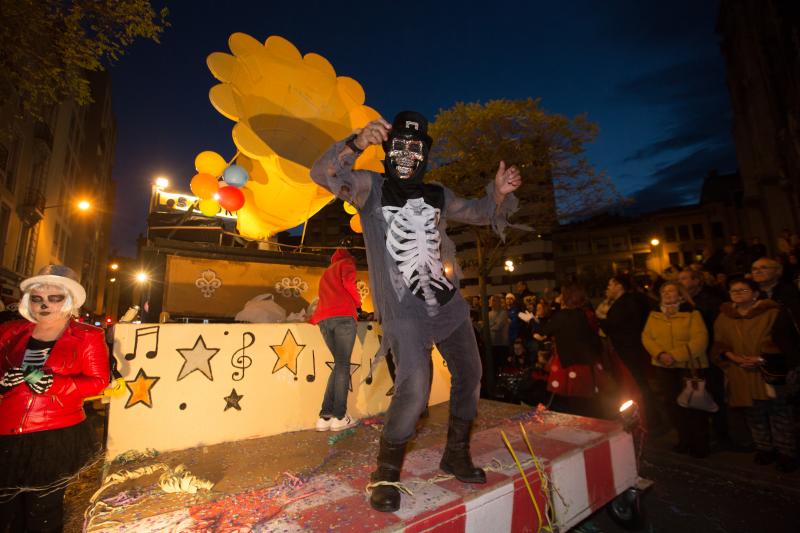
[0,265,109,532]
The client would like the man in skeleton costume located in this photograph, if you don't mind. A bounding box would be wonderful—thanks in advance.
[311,111,522,512]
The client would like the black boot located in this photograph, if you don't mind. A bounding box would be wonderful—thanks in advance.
[440,415,486,483]
[369,437,407,512]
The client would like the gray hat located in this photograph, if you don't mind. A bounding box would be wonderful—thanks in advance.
[20,264,86,308]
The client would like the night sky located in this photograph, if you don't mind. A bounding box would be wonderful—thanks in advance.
[108,0,736,256]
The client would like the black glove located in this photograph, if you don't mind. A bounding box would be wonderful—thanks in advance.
[0,367,25,392]
[25,368,54,394]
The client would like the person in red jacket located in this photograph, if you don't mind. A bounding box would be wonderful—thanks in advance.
[310,248,362,432]
[0,265,109,532]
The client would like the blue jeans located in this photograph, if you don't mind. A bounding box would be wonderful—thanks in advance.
[318,316,357,419]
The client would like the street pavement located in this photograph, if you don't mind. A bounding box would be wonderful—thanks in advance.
[574,428,800,533]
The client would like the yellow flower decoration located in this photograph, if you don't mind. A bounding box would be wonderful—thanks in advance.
[206,34,384,240]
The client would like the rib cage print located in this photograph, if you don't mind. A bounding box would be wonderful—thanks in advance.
[383,197,454,311]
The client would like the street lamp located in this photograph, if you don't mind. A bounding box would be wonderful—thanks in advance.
[136,271,149,283]
[44,199,92,212]
[650,237,663,273]
[150,176,170,213]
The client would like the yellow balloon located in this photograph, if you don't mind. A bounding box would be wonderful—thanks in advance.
[205,34,384,240]
[195,151,228,177]
[198,199,220,217]
[343,202,357,215]
[349,214,362,234]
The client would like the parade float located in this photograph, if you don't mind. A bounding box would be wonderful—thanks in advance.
[89,34,648,533]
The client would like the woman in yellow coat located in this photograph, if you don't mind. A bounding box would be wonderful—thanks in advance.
[711,277,798,473]
[642,281,709,457]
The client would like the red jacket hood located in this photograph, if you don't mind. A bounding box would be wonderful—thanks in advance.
[331,248,352,264]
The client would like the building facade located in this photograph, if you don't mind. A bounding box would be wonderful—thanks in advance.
[0,72,116,315]
[553,172,742,294]
[717,0,800,250]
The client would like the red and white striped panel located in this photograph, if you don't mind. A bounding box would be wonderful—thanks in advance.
[277,416,637,533]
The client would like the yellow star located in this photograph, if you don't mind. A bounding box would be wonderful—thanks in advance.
[125,368,160,409]
[270,329,305,376]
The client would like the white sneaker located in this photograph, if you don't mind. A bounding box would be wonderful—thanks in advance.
[315,417,332,431]
[330,414,357,432]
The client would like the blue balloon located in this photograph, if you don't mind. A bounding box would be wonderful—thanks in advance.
[223,164,249,187]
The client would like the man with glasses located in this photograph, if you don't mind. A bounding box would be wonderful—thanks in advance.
[751,258,800,323]
[751,258,800,426]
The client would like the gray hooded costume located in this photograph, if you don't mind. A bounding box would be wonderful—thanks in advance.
[310,136,518,443]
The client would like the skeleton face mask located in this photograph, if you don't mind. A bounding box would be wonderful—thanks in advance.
[386,135,428,182]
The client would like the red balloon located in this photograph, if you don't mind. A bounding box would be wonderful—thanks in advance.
[217,185,245,212]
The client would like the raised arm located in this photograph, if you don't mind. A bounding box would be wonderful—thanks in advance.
[443,161,522,240]
[310,118,392,209]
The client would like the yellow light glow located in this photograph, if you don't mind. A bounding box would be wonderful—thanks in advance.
[135,272,148,283]
[155,176,169,189]
[77,200,91,211]
[505,259,514,266]
[619,400,634,412]
[110,263,119,271]
[109,278,116,283]
[650,238,660,246]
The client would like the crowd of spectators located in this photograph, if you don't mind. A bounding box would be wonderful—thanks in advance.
[470,233,800,473]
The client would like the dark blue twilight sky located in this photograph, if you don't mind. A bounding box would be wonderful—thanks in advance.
[108,0,736,256]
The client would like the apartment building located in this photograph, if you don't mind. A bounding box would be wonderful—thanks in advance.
[0,72,116,315]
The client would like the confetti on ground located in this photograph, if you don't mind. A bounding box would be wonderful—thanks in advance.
[327,427,356,445]
[111,449,159,466]
[360,416,384,426]
[510,410,545,423]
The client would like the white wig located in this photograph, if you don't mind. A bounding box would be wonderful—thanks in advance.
[19,282,79,323]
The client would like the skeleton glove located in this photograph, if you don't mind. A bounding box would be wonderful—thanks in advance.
[25,368,54,394]
[0,367,26,392]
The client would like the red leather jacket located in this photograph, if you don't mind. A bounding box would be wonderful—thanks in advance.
[0,320,109,434]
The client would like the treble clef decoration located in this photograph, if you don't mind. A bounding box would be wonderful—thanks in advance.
[231,332,255,381]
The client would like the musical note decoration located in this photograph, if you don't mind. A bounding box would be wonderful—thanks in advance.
[176,335,220,381]
[124,325,160,361]
[124,368,160,408]
[324,360,361,392]
[231,332,255,381]
[270,329,305,376]
[306,350,316,382]
[223,388,244,411]
[365,358,373,385]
